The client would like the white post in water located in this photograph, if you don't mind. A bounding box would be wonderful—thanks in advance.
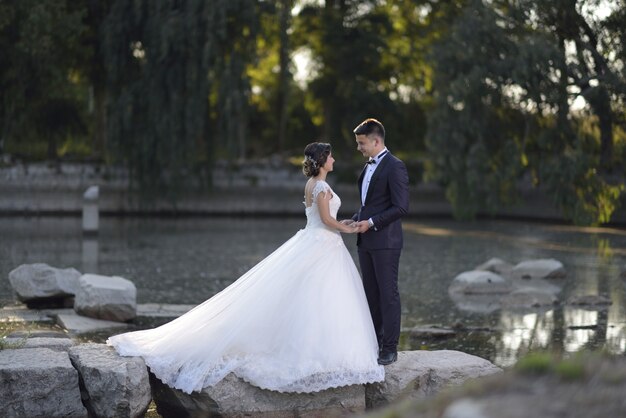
[82,185,99,234]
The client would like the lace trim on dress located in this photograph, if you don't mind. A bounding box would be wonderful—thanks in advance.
[311,180,331,203]
[110,340,384,394]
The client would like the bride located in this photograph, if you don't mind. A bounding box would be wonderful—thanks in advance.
[107,142,385,394]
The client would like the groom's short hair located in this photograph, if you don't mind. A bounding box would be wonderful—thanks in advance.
[353,118,385,141]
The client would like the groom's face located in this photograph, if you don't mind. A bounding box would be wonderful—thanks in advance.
[355,134,378,158]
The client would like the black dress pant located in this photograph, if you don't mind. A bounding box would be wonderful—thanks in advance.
[358,248,401,353]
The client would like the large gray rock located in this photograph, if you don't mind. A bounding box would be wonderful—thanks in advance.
[74,274,137,322]
[151,372,365,418]
[69,343,151,418]
[365,350,501,409]
[0,348,87,417]
[510,259,566,280]
[449,271,513,295]
[8,263,81,304]
[475,258,513,276]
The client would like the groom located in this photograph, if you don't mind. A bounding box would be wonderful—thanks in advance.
[344,118,409,365]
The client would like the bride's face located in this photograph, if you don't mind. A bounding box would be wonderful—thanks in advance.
[323,153,335,172]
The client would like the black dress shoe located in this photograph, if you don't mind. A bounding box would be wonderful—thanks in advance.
[377,351,398,365]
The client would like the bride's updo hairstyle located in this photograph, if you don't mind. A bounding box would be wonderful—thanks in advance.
[302,142,331,177]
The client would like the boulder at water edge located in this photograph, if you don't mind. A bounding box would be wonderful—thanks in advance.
[150,350,501,417]
[449,271,514,295]
[150,372,365,418]
[69,343,151,418]
[8,263,81,307]
[74,274,137,322]
[475,258,513,276]
[365,350,502,409]
[0,348,87,418]
[510,259,566,280]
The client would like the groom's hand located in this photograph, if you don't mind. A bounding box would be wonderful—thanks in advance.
[354,221,371,233]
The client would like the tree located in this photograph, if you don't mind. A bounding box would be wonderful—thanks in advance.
[102,0,260,198]
[426,0,625,225]
[0,0,87,159]
[294,0,397,154]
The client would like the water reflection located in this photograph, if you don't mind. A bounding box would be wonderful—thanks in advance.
[81,237,99,273]
[1,217,625,367]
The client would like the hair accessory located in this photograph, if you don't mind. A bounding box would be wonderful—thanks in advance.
[304,155,318,168]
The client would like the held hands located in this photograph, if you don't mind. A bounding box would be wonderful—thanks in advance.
[339,219,371,234]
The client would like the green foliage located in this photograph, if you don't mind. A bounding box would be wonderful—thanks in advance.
[0,0,623,221]
[515,352,553,374]
[0,0,88,158]
[427,0,625,225]
[516,351,588,380]
[102,0,261,200]
[555,357,586,380]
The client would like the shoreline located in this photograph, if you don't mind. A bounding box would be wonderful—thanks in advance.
[2,161,626,224]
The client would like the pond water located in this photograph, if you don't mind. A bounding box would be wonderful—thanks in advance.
[1,216,625,367]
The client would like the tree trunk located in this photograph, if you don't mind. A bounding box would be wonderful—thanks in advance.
[92,85,107,159]
[47,135,57,160]
[277,0,292,152]
[595,88,613,171]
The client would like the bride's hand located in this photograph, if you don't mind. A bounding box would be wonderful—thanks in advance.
[342,223,358,234]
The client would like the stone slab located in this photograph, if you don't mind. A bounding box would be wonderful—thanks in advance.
[0,348,87,417]
[56,313,128,334]
[0,306,54,323]
[136,303,196,318]
[2,337,75,351]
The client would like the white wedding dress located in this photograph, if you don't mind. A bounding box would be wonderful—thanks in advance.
[107,180,384,394]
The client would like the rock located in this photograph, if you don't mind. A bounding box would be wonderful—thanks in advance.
[475,258,513,276]
[0,348,87,417]
[8,263,81,307]
[510,259,566,280]
[568,295,612,307]
[6,329,69,338]
[2,337,75,352]
[150,371,365,418]
[365,350,501,409]
[0,305,55,323]
[449,271,513,295]
[69,343,151,418]
[74,274,137,322]
[56,312,128,334]
[136,303,195,318]
[501,288,558,309]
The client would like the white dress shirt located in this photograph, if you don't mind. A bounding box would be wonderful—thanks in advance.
[361,148,389,206]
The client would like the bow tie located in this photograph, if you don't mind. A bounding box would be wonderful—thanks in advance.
[365,151,388,165]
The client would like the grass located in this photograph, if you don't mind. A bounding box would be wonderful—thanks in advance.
[0,322,31,350]
[515,351,593,381]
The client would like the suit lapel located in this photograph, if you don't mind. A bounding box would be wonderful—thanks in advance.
[364,153,391,205]
[357,165,366,198]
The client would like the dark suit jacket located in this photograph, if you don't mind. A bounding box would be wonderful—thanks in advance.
[352,153,409,250]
